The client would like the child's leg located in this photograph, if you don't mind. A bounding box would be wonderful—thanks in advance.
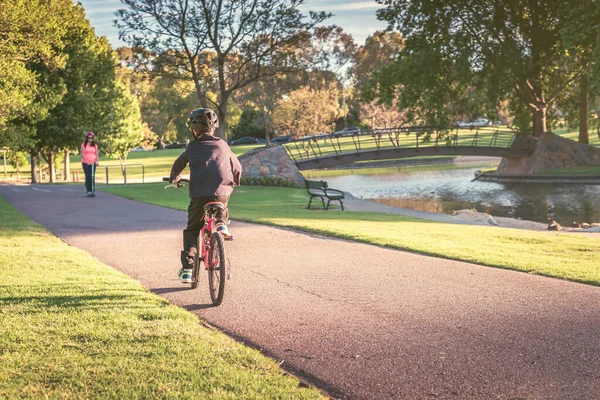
[214,196,230,225]
[182,198,205,268]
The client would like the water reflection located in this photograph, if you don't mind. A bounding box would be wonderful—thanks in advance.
[310,167,600,225]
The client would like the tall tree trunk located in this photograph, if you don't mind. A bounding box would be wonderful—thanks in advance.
[63,150,70,181]
[596,110,600,140]
[532,106,546,136]
[579,76,589,144]
[215,100,228,139]
[30,152,38,184]
[515,80,547,135]
[263,110,270,145]
[48,151,56,183]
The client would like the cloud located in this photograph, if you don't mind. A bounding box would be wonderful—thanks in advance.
[79,0,121,6]
[306,1,381,12]
[84,6,121,15]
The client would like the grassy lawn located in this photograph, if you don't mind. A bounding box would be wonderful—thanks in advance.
[544,165,600,175]
[553,127,600,147]
[103,184,600,287]
[0,197,323,399]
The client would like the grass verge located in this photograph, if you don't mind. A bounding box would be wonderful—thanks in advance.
[103,184,600,286]
[0,196,323,399]
[544,165,600,175]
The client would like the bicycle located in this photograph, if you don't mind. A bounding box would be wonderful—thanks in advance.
[163,177,231,306]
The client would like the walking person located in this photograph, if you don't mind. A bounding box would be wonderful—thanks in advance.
[81,131,99,198]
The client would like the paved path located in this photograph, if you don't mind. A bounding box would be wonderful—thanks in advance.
[2,184,600,399]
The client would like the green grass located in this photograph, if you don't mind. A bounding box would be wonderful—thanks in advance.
[0,196,324,400]
[102,184,600,287]
[553,127,600,147]
[544,165,600,175]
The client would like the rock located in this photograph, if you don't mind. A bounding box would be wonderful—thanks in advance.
[496,133,600,176]
[548,220,562,231]
[571,221,581,228]
[581,223,591,229]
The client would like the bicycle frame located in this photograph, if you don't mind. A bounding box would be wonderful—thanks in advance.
[199,210,218,270]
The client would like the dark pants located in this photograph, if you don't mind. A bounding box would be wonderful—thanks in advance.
[82,163,96,193]
[182,196,229,266]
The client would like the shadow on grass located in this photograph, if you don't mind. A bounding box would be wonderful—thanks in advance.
[0,293,163,310]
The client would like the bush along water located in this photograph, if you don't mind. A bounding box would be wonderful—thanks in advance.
[240,176,301,188]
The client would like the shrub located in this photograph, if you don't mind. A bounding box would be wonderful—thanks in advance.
[240,176,301,188]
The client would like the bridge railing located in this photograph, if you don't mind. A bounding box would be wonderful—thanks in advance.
[283,126,533,164]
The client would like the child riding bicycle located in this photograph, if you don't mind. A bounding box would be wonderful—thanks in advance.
[169,108,242,283]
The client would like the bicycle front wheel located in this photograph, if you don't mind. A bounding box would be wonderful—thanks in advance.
[207,232,227,306]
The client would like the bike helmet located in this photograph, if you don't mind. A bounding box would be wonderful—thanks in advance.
[86,131,94,137]
[187,108,219,136]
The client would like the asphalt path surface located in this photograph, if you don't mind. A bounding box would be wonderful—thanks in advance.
[2,184,600,399]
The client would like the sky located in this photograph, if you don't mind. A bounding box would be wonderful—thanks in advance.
[76,0,389,49]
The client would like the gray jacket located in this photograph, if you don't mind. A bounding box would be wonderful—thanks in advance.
[170,135,242,197]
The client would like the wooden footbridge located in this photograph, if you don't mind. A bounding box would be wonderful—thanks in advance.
[283,126,537,170]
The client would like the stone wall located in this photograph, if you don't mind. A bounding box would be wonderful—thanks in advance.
[238,145,306,186]
[496,133,600,175]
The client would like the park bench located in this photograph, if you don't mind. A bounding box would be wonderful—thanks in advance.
[304,179,345,211]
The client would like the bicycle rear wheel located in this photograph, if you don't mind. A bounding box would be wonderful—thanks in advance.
[207,232,226,306]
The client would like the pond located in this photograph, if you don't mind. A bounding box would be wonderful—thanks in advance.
[306,164,600,226]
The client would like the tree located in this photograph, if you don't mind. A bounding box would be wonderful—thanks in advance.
[272,82,343,137]
[100,81,145,172]
[350,31,404,96]
[374,0,589,133]
[360,98,405,129]
[230,108,265,139]
[0,0,71,150]
[117,0,330,139]
[234,71,303,144]
[559,0,600,144]
[33,6,119,182]
[142,76,197,145]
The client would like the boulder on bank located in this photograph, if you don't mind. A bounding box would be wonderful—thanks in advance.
[238,145,306,186]
[496,133,600,175]
[548,220,562,231]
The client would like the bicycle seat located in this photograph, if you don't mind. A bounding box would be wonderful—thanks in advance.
[203,202,226,214]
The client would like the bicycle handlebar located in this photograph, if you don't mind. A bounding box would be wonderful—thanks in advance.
[163,177,190,189]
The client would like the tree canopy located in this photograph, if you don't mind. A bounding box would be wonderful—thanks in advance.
[373,0,591,133]
[117,0,331,138]
[0,0,145,182]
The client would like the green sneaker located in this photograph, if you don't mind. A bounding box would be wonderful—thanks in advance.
[178,268,192,283]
